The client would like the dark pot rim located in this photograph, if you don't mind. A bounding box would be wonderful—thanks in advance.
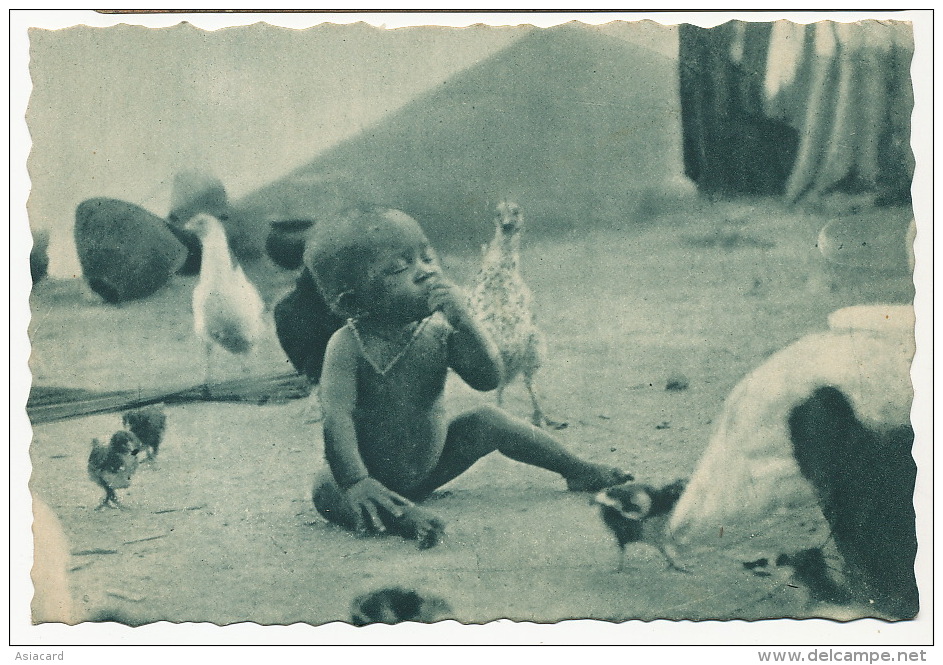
[270,219,316,233]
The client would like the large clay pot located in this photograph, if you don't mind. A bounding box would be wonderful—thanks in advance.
[75,198,186,303]
[265,219,315,271]
[166,170,230,275]
[273,267,345,381]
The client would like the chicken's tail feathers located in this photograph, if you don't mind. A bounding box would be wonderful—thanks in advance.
[236,268,267,321]
[87,440,109,473]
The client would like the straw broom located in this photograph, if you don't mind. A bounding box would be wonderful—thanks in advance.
[27,372,311,425]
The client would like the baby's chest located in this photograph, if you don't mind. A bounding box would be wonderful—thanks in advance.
[355,332,449,404]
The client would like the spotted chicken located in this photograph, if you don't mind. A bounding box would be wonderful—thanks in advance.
[350,587,452,626]
[469,201,564,428]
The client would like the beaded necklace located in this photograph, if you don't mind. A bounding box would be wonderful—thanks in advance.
[346,316,431,376]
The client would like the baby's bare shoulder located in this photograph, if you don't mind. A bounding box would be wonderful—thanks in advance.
[322,324,360,370]
[326,322,356,349]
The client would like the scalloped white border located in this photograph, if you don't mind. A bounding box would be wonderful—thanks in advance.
[8,8,934,653]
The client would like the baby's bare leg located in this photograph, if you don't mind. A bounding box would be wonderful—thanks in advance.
[414,405,631,496]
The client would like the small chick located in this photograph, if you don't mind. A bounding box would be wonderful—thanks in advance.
[350,587,452,626]
[776,548,852,605]
[88,431,142,510]
[594,479,688,573]
[122,405,167,461]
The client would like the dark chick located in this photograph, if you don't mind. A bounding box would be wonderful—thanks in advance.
[776,548,852,605]
[88,431,142,510]
[122,405,167,461]
[594,479,688,573]
[350,587,452,626]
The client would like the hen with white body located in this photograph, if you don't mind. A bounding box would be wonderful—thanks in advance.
[184,213,266,389]
[469,202,564,428]
[667,304,916,619]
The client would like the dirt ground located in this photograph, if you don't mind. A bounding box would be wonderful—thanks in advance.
[26,198,915,626]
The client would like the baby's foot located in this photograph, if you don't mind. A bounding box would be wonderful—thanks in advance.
[565,464,633,492]
[393,505,446,550]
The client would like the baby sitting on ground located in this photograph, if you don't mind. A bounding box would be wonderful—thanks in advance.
[309,207,631,547]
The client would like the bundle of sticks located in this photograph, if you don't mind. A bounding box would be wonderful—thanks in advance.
[27,372,311,425]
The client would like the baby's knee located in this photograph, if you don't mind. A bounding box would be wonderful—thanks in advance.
[456,404,507,429]
[312,470,357,529]
[448,404,514,455]
[459,404,531,436]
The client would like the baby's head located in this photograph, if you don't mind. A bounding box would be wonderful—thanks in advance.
[306,207,440,320]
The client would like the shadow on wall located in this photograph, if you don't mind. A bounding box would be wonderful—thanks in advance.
[789,385,917,620]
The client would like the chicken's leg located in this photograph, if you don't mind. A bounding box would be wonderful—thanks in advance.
[524,373,567,430]
[96,487,118,510]
[656,543,691,574]
[202,342,214,398]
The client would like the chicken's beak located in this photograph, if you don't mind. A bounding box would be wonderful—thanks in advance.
[183,215,207,234]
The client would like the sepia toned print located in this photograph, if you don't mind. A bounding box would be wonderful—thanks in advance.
[19,11,926,639]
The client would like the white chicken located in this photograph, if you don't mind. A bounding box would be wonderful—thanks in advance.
[668,304,914,546]
[184,213,265,389]
[666,304,916,618]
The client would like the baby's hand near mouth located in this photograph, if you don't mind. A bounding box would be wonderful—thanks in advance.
[427,280,471,326]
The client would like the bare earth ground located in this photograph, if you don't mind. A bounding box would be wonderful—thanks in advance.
[26,198,915,625]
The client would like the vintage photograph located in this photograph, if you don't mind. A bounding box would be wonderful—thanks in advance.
[13,9,931,646]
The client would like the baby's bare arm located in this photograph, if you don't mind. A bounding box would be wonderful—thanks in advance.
[428,281,503,391]
[319,328,413,531]
[320,329,369,487]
